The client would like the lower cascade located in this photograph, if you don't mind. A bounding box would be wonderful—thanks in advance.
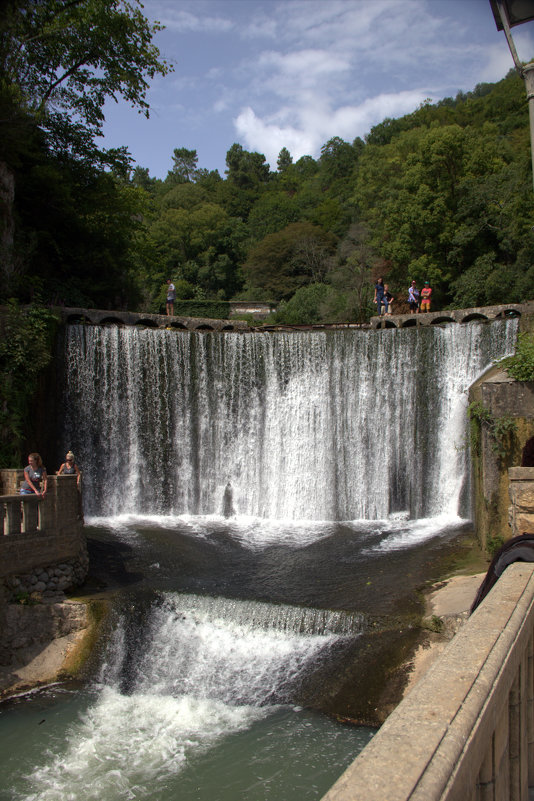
[14,595,364,801]
[62,320,517,520]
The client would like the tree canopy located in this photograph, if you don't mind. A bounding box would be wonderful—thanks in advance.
[1,44,533,321]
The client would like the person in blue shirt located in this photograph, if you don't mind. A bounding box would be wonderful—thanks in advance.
[374,277,387,316]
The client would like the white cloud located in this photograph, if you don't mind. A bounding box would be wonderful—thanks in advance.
[480,29,534,82]
[234,89,430,168]
[257,48,350,80]
[156,8,234,33]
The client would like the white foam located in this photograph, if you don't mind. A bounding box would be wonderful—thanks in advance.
[22,688,265,801]
[366,514,467,553]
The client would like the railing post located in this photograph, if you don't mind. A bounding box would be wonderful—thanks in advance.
[477,738,495,801]
[22,498,39,532]
[528,635,534,789]
[508,662,528,801]
[5,499,21,535]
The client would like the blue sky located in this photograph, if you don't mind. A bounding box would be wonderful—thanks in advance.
[101,0,534,178]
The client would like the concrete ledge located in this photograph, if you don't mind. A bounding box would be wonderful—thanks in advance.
[370,301,534,330]
[321,563,534,801]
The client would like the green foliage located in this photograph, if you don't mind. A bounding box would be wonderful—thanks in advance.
[244,222,336,300]
[268,284,337,325]
[487,534,505,557]
[172,301,231,319]
[423,615,444,633]
[2,46,534,320]
[501,333,534,381]
[1,0,171,165]
[0,301,58,467]
[467,400,517,460]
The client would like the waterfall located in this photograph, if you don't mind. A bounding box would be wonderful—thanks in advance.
[61,321,517,521]
[19,595,358,801]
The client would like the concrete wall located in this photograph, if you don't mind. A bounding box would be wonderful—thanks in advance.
[321,563,534,801]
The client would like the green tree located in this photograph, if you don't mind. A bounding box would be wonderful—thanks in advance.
[277,147,293,172]
[324,223,378,323]
[168,148,199,183]
[243,222,336,299]
[0,0,170,304]
[1,0,170,165]
[270,283,336,325]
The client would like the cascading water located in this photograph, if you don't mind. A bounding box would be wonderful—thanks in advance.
[1,320,519,801]
[62,321,517,521]
[11,595,368,801]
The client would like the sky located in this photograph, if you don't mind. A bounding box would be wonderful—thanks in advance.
[101,0,534,178]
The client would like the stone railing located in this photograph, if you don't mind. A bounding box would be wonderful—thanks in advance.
[371,299,534,329]
[321,562,534,801]
[0,473,87,587]
[0,493,43,536]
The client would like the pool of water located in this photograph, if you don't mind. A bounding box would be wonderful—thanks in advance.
[0,513,477,801]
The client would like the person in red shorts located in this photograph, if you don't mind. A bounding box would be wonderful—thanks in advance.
[420,281,432,312]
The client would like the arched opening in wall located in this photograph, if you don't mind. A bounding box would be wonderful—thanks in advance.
[461,313,488,324]
[495,309,521,319]
[430,317,455,325]
[402,319,417,328]
[384,320,397,329]
[522,437,534,466]
[99,317,124,326]
[195,324,215,331]
[136,319,158,328]
[221,325,235,331]
[169,321,188,330]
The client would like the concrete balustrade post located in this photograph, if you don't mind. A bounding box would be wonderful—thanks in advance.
[477,740,495,801]
[4,500,21,535]
[494,700,510,800]
[22,498,39,532]
[528,635,534,787]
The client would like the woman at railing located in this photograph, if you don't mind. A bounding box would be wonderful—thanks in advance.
[20,453,47,497]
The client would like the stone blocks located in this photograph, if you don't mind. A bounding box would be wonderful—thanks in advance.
[509,467,534,537]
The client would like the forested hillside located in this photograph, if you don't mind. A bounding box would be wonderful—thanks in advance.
[1,1,534,324]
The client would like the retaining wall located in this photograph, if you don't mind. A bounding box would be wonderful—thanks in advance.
[321,562,534,801]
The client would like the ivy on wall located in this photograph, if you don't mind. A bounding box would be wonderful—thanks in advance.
[467,400,517,461]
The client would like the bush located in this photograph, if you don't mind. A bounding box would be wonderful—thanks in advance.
[501,332,534,381]
[0,301,58,466]
[268,284,336,325]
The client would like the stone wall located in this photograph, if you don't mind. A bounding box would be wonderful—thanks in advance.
[469,368,534,550]
[509,467,534,537]
[0,473,87,596]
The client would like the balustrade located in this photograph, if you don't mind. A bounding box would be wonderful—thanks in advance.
[0,494,42,536]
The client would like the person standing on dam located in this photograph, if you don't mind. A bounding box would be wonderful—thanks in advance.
[166,279,175,316]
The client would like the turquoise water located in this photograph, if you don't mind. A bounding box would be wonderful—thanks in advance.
[0,677,373,801]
